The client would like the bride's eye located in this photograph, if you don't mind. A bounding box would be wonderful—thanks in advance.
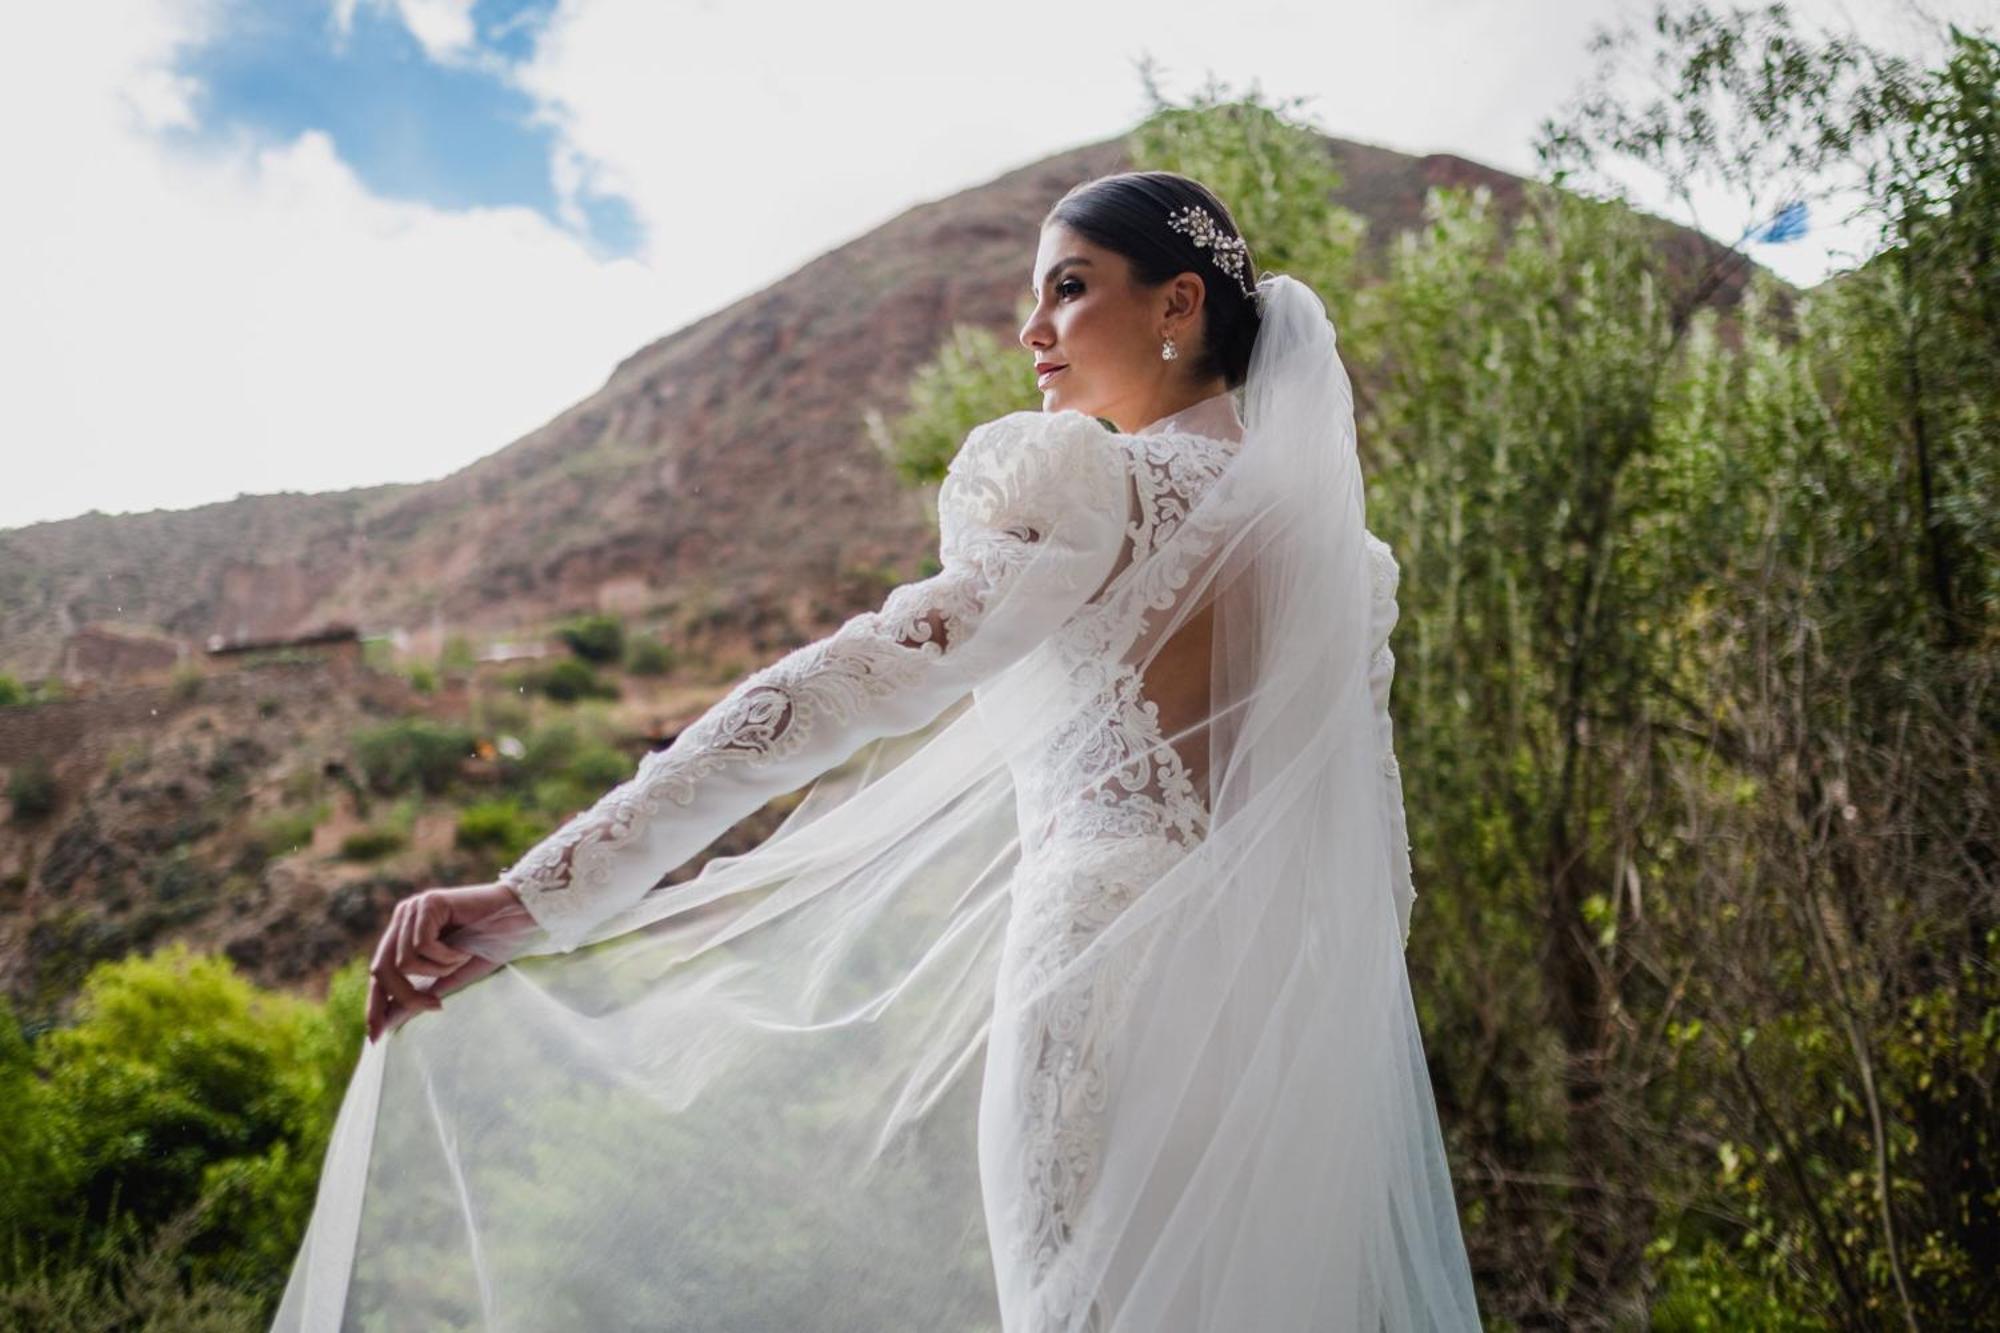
[1058,278,1083,299]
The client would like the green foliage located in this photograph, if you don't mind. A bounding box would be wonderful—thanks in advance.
[867,324,1042,486]
[401,661,438,694]
[1646,1236,1832,1332]
[0,1198,269,1332]
[249,803,325,860]
[348,716,476,795]
[0,675,67,708]
[1341,10,2000,1327]
[455,798,542,858]
[336,827,404,862]
[556,613,626,665]
[5,757,57,819]
[622,633,675,676]
[473,688,532,737]
[438,634,478,675]
[476,721,637,834]
[1125,62,1363,302]
[0,946,368,1318]
[514,657,621,704]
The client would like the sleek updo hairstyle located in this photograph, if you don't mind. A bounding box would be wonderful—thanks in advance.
[1044,171,1264,391]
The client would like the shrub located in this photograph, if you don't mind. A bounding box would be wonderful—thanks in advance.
[623,635,675,676]
[526,658,619,704]
[337,827,404,862]
[556,614,625,665]
[6,758,57,820]
[349,718,477,795]
[0,946,367,1314]
[250,804,325,860]
[455,799,542,858]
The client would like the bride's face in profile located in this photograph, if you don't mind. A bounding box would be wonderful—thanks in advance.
[1020,221,1209,434]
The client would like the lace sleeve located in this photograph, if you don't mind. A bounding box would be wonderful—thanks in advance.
[497,409,1130,953]
[1365,533,1417,949]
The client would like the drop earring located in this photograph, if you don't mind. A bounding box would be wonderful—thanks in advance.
[1160,334,1178,361]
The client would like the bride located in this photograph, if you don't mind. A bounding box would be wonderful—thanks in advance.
[274,170,1484,1332]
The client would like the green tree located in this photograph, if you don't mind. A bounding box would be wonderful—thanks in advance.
[1,946,367,1312]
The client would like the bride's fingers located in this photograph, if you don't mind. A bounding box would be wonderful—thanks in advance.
[372,918,435,1023]
[415,934,472,966]
[365,908,404,1041]
[430,954,500,1000]
[398,907,442,1007]
[365,970,385,1042]
[393,900,419,974]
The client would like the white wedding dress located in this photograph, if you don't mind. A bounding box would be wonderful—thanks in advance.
[272,277,1481,1332]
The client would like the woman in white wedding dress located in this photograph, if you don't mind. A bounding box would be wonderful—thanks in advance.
[275,171,1483,1332]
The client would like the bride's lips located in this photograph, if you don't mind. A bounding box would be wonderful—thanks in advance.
[1037,364,1067,386]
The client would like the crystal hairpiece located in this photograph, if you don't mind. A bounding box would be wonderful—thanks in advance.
[1164,203,1261,307]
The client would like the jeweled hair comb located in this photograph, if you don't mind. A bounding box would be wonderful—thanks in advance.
[1164,203,1260,305]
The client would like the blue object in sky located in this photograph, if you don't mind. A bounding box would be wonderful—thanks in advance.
[1752,200,1809,244]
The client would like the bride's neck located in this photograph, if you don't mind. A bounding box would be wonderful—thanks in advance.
[1122,380,1238,438]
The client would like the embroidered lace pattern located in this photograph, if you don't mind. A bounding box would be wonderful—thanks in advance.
[993,432,1413,1328]
[996,429,1238,1330]
[994,836,1188,1333]
[1016,430,1239,856]
[496,412,1122,939]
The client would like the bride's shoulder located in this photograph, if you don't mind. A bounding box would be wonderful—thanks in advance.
[949,409,1127,485]
[941,410,1128,528]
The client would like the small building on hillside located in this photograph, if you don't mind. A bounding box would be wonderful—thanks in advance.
[57,623,189,688]
[205,622,364,679]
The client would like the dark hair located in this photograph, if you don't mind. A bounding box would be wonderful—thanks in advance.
[1044,171,1264,390]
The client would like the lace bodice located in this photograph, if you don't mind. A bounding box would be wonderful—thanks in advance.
[497,404,1414,954]
[1008,428,1238,858]
[1003,427,1410,872]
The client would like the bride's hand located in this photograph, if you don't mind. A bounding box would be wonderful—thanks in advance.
[366,881,530,1043]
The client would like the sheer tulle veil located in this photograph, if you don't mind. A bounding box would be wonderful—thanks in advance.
[272,274,1482,1331]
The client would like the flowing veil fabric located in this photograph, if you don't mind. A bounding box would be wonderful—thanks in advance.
[272,275,1482,1331]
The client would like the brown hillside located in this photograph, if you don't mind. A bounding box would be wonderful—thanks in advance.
[0,132,1764,678]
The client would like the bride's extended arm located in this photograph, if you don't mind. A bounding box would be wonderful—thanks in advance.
[495,409,1130,954]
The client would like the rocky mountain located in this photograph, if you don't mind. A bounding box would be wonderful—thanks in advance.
[0,131,1761,681]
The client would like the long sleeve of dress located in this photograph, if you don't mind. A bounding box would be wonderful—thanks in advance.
[495,409,1132,954]
[1365,532,1418,949]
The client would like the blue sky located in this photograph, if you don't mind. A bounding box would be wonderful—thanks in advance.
[166,1,640,257]
[0,0,1984,533]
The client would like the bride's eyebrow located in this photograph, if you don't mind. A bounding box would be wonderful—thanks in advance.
[1029,257,1093,296]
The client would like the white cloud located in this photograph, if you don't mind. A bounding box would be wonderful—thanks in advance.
[0,0,677,532]
[389,0,479,63]
[0,0,1984,533]
[332,0,480,64]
